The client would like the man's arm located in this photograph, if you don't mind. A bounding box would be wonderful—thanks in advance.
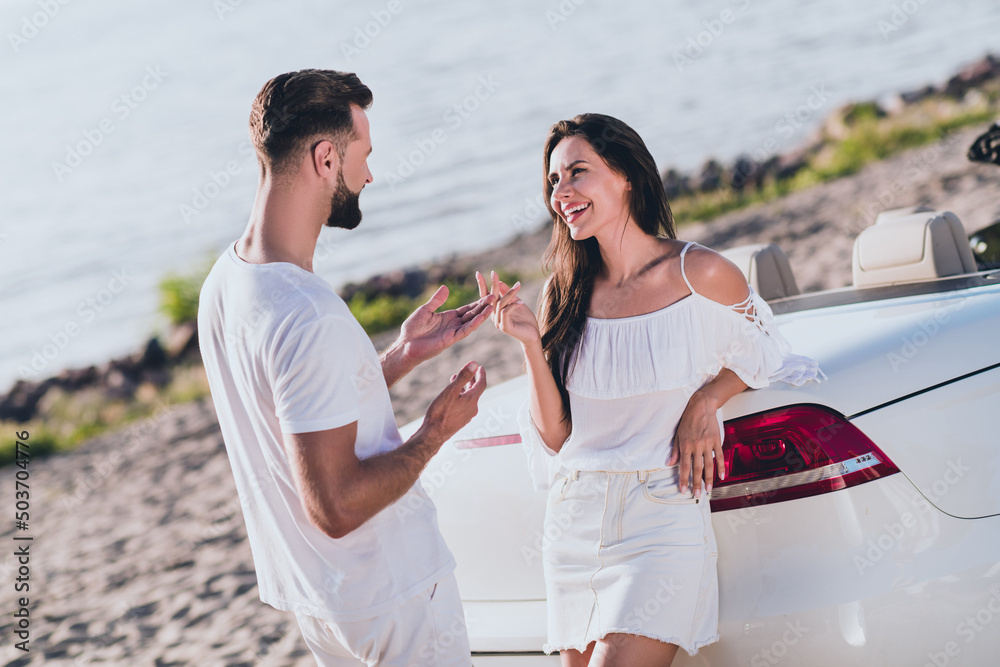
[380,285,496,390]
[286,362,486,539]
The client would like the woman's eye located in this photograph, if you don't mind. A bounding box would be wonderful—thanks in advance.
[571,167,585,177]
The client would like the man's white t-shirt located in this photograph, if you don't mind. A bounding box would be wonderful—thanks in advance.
[197,241,454,623]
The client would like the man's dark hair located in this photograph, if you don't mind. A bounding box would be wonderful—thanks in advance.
[249,69,373,174]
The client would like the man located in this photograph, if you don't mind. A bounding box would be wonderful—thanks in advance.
[197,69,507,665]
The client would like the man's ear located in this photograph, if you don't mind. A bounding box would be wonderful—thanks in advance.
[311,139,340,179]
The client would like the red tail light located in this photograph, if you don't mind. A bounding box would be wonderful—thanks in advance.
[710,405,899,512]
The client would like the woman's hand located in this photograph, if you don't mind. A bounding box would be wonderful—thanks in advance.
[668,389,726,499]
[476,270,542,348]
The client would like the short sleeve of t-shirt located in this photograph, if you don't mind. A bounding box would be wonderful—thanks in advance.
[272,314,363,434]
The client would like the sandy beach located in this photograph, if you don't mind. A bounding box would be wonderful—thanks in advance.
[2,122,999,666]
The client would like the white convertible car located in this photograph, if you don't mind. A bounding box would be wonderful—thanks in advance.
[401,206,1000,666]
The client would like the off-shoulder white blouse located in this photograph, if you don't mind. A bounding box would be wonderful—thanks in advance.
[518,241,825,490]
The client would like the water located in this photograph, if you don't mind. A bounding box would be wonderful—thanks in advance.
[1,0,998,391]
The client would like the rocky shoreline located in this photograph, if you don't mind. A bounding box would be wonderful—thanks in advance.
[2,58,1000,666]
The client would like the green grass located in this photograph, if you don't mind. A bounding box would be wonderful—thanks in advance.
[0,364,212,468]
[671,95,999,225]
[0,429,59,468]
[159,260,213,326]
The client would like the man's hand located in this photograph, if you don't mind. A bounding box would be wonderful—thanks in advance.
[382,285,497,388]
[404,285,497,362]
[417,360,488,445]
[286,361,487,540]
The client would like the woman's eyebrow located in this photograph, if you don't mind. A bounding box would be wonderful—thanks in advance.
[550,159,589,177]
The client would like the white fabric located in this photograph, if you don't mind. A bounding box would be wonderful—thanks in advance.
[198,241,454,623]
[519,241,825,491]
[541,468,718,656]
[294,573,471,666]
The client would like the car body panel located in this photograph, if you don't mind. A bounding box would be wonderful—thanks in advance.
[850,365,1000,519]
[738,282,1000,419]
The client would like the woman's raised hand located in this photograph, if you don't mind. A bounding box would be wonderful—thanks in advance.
[475,270,541,347]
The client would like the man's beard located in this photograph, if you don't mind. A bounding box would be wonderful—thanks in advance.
[325,168,363,230]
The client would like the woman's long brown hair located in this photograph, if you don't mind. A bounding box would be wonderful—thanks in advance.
[540,113,676,422]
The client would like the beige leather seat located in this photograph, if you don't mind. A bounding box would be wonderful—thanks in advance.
[852,209,977,287]
[719,242,800,301]
[874,204,935,225]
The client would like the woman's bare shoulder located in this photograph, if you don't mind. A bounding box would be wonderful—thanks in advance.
[680,241,751,306]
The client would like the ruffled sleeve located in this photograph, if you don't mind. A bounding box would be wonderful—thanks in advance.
[517,399,561,492]
[707,286,826,388]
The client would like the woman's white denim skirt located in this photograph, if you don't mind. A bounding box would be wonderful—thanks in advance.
[542,466,719,656]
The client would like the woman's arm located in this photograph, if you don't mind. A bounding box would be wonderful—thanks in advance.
[520,336,571,453]
[669,246,757,496]
[477,271,570,452]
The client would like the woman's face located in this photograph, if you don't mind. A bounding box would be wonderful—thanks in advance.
[547,135,631,241]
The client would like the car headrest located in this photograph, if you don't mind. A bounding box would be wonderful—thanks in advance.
[874,205,935,224]
[852,210,977,287]
[718,242,800,300]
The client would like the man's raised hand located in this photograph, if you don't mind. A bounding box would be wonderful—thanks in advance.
[398,284,497,365]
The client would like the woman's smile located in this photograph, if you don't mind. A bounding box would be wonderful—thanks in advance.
[562,201,591,224]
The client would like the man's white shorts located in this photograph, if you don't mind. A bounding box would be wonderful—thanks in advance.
[294,572,471,666]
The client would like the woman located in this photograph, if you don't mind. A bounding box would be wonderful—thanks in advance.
[479,114,823,666]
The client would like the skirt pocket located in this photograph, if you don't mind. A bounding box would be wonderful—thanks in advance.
[641,467,699,505]
[548,473,573,505]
